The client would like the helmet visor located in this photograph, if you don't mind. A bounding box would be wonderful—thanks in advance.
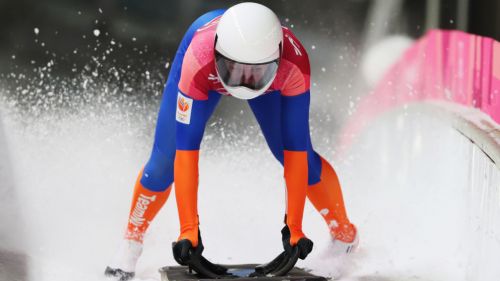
[215,51,279,91]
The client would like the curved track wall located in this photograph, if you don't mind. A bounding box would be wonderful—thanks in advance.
[338,30,500,280]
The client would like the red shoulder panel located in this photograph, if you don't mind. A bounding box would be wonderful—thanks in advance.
[178,17,221,100]
[272,28,311,96]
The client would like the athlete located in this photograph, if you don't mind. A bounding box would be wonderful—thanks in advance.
[105,3,358,280]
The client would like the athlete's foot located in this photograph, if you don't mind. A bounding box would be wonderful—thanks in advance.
[105,239,143,281]
[330,223,359,255]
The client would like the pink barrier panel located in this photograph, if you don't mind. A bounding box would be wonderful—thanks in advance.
[339,30,500,152]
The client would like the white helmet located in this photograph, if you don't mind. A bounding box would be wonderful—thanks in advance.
[215,2,283,100]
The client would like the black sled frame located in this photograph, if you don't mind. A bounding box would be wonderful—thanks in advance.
[159,264,327,281]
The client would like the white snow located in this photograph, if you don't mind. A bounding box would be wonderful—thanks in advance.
[1,93,499,280]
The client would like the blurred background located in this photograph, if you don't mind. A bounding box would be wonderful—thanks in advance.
[1,0,499,144]
[1,1,500,281]
[1,0,500,74]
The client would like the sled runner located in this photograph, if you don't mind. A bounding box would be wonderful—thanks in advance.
[159,264,327,281]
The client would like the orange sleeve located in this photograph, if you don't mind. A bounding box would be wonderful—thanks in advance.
[174,150,200,247]
[283,150,308,245]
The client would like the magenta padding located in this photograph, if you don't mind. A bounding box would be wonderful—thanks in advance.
[339,30,500,151]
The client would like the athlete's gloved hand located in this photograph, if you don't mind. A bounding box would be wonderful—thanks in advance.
[172,229,230,278]
[251,225,313,277]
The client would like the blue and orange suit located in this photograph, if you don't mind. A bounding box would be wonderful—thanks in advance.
[124,10,355,247]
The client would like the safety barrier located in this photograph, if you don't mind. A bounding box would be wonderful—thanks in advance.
[339,29,500,280]
[339,29,500,165]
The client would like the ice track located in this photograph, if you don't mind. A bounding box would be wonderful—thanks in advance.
[1,96,499,281]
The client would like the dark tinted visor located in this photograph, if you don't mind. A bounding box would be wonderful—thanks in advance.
[215,51,279,91]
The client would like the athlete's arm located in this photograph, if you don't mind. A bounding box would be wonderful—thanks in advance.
[174,86,220,247]
[174,91,220,247]
[279,28,313,246]
[170,10,229,278]
[253,90,313,277]
[281,91,311,245]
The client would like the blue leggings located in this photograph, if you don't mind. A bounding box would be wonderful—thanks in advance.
[141,10,322,192]
[248,91,322,185]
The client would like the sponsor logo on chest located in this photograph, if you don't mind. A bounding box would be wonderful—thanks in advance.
[176,92,193,124]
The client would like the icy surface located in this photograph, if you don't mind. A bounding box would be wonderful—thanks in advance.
[1,89,499,280]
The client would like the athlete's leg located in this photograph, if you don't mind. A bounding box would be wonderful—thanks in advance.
[248,91,322,183]
[247,91,284,163]
[122,66,178,244]
[248,92,355,243]
[306,157,356,243]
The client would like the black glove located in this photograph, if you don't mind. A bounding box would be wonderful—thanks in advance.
[251,225,313,277]
[172,229,230,278]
